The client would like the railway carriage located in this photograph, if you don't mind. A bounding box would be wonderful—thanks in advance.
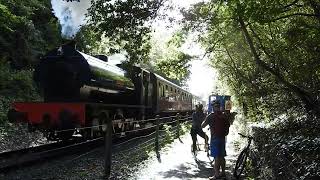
[8,41,203,140]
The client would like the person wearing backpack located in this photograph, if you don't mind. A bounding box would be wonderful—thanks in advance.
[202,100,230,180]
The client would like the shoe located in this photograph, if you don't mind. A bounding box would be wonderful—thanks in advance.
[209,173,226,180]
[208,176,219,180]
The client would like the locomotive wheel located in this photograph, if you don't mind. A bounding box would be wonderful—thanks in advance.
[82,111,109,139]
[87,117,104,138]
[82,119,95,139]
[57,110,75,140]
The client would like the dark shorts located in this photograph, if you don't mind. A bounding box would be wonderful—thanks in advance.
[190,127,207,139]
[210,137,226,158]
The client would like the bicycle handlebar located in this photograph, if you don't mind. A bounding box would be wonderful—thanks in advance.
[238,133,253,139]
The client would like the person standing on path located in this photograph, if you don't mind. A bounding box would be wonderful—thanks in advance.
[191,104,209,153]
[202,101,230,180]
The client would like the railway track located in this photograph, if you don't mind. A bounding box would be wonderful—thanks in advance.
[0,116,187,174]
[0,130,155,173]
[0,137,104,173]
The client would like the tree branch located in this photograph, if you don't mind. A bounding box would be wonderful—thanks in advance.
[269,13,318,22]
[238,13,320,115]
[282,0,300,9]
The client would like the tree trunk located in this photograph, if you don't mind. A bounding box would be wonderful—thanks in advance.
[237,14,320,116]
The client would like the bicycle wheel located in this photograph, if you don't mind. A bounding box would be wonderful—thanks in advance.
[233,148,248,179]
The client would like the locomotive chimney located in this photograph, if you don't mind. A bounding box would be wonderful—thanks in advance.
[57,40,77,56]
[64,40,77,50]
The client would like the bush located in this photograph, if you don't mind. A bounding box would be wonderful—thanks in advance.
[251,115,320,180]
[0,62,41,125]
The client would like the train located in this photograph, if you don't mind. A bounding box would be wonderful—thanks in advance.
[7,41,204,140]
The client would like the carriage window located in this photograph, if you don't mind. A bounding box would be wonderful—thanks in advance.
[162,85,165,97]
[165,89,169,98]
[158,83,161,98]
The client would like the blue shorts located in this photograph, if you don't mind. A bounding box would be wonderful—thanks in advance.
[210,137,226,158]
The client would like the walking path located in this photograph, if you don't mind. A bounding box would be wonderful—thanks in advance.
[131,127,240,180]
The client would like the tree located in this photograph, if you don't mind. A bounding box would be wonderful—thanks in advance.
[148,31,193,85]
[0,0,62,68]
[182,0,320,119]
[87,0,166,65]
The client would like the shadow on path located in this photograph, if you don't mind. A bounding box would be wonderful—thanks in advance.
[160,159,213,179]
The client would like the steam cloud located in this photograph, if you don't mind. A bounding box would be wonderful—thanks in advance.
[51,0,92,39]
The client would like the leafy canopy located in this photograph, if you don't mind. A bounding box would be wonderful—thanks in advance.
[182,0,320,120]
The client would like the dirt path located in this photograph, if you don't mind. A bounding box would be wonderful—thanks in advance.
[131,126,240,180]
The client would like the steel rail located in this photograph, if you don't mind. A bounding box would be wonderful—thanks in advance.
[0,138,103,173]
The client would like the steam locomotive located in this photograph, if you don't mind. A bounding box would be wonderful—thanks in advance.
[8,41,203,140]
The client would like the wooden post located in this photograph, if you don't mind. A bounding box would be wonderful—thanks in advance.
[155,115,160,157]
[176,113,180,138]
[104,112,112,178]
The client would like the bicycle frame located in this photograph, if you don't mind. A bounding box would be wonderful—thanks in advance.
[240,133,253,150]
[233,133,254,179]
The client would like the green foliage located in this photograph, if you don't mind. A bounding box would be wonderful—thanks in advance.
[251,116,320,179]
[155,51,192,84]
[0,0,62,68]
[182,0,320,120]
[182,1,320,178]
[0,62,41,125]
[87,0,166,65]
[145,31,194,85]
[75,25,114,55]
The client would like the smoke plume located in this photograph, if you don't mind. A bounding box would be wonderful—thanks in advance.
[51,0,92,39]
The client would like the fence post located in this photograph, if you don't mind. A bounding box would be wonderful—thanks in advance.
[104,112,112,178]
[176,113,180,138]
[155,115,160,158]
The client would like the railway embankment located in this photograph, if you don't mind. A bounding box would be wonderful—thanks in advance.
[1,122,191,179]
[0,123,48,153]
[0,64,44,153]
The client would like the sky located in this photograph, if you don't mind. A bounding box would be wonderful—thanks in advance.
[50,0,217,101]
[51,0,91,38]
[154,0,217,101]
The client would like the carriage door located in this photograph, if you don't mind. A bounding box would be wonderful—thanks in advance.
[142,71,151,107]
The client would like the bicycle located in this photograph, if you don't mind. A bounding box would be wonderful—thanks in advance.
[233,133,255,179]
[190,138,215,167]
